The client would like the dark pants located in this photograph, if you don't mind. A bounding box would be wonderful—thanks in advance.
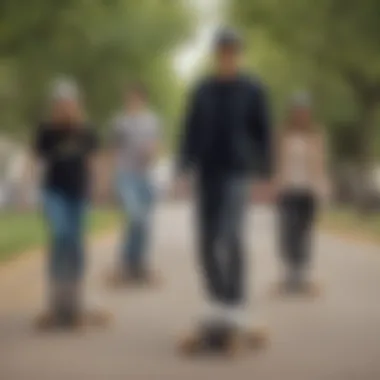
[196,175,250,306]
[278,191,316,273]
[43,189,86,283]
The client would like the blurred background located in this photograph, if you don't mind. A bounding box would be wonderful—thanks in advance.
[1,1,380,378]
[1,0,380,261]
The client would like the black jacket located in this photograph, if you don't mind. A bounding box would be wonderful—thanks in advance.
[177,73,272,178]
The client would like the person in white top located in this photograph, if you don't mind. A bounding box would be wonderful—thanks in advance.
[108,83,161,285]
[274,92,330,294]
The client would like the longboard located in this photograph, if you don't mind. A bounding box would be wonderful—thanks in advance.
[178,324,269,357]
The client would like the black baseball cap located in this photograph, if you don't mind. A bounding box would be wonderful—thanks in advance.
[214,27,243,51]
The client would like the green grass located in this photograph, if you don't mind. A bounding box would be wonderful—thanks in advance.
[320,208,380,242]
[0,209,120,263]
[3,207,378,264]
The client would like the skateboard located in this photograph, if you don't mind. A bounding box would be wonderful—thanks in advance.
[271,280,321,298]
[35,284,112,332]
[34,309,112,332]
[105,268,161,289]
[178,323,269,357]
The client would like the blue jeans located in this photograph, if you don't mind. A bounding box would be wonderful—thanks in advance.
[117,171,154,274]
[43,189,86,282]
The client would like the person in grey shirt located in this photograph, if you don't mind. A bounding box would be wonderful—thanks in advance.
[109,83,161,284]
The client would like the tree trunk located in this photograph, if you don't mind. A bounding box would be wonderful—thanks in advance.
[355,95,378,214]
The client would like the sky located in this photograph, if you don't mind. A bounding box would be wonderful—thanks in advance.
[173,0,224,81]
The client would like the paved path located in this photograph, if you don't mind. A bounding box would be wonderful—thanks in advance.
[1,203,380,380]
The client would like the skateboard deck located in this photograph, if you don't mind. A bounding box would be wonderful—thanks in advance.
[178,323,269,357]
[271,280,321,298]
[34,309,112,332]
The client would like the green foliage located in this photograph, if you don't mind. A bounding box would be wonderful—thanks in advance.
[0,0,194,143]
[230,0,380,163]
[0,208,119,263]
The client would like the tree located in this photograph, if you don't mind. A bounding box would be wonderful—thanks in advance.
[0,0,194,144]
[231,0,380,206]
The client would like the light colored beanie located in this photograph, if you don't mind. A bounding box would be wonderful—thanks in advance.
[50,77,80,102]
[289,90,312,108]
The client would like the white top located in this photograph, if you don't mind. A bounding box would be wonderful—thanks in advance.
[280,133,318,192]
[7,150,27,182]
[111,110,160,173]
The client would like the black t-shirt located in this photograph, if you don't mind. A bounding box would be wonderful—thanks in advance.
[34,122,98,199]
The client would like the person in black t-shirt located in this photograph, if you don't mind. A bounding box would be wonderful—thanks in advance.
[33,80,100,329]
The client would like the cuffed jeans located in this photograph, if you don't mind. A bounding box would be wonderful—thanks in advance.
[117,171,154,274]
[42,189,86,283]
[196,175,250,307]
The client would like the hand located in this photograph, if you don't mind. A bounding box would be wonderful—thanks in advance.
[172,175,191,199]
[141,142,159,166]
[318,180,332,205]
[252,180,276,204]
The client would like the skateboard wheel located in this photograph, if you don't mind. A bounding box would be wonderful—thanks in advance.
[178,332,204,355]
[245,326,269,349]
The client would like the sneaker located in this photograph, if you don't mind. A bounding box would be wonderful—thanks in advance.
[298,280,321,297]
[131,268,162,288]
[245,326,270,349]
[177,328,205,355]
[105,268,131,288]
[34,311,57,331]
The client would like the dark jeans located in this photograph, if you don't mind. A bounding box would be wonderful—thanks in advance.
[42,189,86,283]
[278,191,316,272]
[196,175,250,306]
[117,171,155,275]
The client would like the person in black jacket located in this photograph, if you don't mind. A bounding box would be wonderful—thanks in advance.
[175,28,273,353]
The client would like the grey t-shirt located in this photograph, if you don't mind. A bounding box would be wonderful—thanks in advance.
[111,110,160,172]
